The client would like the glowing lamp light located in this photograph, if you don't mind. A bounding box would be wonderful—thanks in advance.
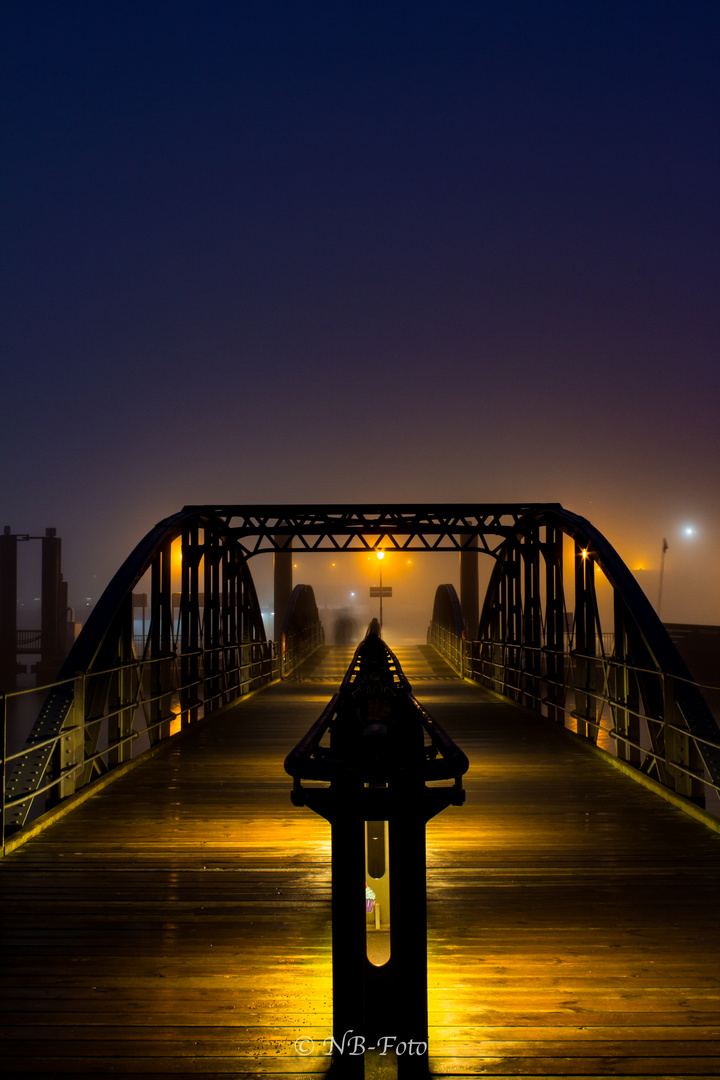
[376,550,385,560]
[684,526,697,537]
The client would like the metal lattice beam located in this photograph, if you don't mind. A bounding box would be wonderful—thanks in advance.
[183,503,564,559]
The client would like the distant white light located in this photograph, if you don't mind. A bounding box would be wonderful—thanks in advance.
[684,526,697,537]
[350,592,355,597]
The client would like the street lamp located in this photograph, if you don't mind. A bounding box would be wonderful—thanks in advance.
[657,538,668,619]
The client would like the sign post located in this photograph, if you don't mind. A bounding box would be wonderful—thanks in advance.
[369,586,392,627]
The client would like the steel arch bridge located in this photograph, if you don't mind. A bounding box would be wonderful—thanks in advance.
[3,503,719,846]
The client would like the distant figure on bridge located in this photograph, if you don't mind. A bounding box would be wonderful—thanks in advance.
[333,610,358,646]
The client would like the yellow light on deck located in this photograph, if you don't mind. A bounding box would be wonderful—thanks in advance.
[376,550,385,560]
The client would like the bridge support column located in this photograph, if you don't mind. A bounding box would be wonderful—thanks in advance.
[38,529,67,685]
[273,537,293,641]
[0,529,18,691]
[459,540,478,642]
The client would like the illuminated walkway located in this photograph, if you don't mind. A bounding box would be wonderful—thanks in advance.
[2,645,720,1077]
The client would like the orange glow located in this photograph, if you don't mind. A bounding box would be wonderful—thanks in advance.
[171,538,183,588]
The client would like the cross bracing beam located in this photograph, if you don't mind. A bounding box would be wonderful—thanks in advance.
[183,503,564,558]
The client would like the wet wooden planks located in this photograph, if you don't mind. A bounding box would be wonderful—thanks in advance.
[1,644,720,1077]
[420,661,720,1077]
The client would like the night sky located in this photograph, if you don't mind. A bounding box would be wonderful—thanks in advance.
[2,1,718,628]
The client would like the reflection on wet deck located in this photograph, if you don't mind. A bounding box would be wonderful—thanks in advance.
[2,644,720,1076]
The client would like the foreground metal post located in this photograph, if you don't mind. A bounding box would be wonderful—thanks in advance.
[285,625,468,1078]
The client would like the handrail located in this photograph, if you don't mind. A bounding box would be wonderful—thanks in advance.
[429,621,720,810]
[1,626,320,853]
[285,631,469,790]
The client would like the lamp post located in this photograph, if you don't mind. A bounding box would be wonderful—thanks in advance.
[658,537,668,619]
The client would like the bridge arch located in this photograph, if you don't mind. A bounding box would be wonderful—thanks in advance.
[428,584,465,671]
[4,508,323,836]
[279,584,325,674]
[431,506,720,807]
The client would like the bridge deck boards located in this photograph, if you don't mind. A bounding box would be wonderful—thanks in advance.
[2,645,720,1078]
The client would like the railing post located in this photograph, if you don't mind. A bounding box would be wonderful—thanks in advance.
[521,532,542,711]
[239,642,248,693]
[663,674,705,806]
[572,545,598,741]
[611,597,640,765]
[180,524,200,728]
[149,540,173,743]
[109,597,135,765]
[157,654,174,742]
[503,548,522,701]
[613,657,641,766]
[58,673,86,799]
[542,524,566,724]
[1,691,7,851]
[108,663,133,766]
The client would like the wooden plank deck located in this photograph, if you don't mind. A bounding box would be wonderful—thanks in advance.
[2,644,720,1078]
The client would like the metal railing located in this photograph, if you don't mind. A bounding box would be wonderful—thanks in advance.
[429,621,720,815]
[16,630,42,653]
[1,627,322,853]
[427,622,467,676]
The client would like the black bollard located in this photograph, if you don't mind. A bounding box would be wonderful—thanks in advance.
[285,630,468,1078]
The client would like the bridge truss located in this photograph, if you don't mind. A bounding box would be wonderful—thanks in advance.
[2,507,323,842]
[185,502,563,557]
[3,502,718,848]
[429,506,720,810]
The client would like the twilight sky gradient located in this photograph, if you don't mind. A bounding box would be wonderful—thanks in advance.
[2,1,719,626]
